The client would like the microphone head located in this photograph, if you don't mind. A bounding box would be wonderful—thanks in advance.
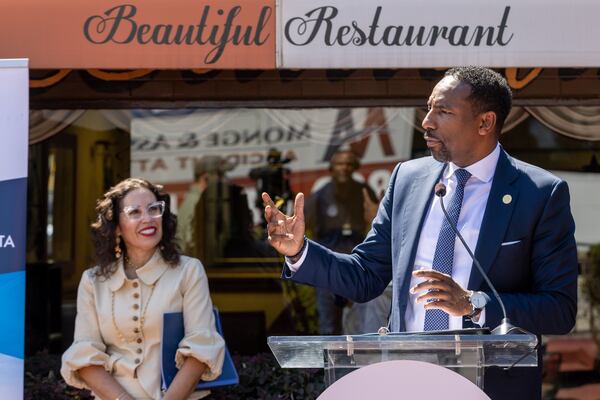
[434,183,447,197]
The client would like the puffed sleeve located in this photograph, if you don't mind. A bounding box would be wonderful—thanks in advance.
[60,270,115,389]
[175,258,225,381]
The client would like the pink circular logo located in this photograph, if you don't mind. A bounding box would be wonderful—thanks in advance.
[318,360,490,399]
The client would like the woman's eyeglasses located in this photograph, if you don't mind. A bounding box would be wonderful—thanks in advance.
[121,200,166,221]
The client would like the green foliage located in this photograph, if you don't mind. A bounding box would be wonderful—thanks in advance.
[25,351,324,400]
[583,244,600,344]
[25,351,93,400]
[583,245,600,304]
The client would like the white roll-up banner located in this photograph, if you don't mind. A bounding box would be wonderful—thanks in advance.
[0,58,28,400]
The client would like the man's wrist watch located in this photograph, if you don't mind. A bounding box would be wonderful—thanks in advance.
[467,290,488,318]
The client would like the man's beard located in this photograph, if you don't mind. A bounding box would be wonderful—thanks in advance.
[424,131,451,163]
[430,145,450,163]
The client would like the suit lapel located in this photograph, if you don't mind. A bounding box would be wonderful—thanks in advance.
[401,163,445,266]
[468,149,520,290]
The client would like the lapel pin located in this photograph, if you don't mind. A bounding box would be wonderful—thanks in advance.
[502,194,512,204]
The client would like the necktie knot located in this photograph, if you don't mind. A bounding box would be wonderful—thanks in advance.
[455,169,471,188]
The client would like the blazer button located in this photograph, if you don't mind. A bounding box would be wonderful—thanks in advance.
[132,282,139,288]
[137,338,142,344]
[134,358,141,364]
[133,304,140,310]
[133,293,140,299]
[133,328,139,334]
[136,348,143,354]
[133,316,139,321]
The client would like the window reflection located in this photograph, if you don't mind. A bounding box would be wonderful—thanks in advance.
[129,107,415,268]
[30,106,600,270]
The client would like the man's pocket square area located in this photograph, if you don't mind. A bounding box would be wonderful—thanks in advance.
[501,240,521,246]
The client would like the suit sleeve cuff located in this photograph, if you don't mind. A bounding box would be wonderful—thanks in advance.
[285,242,309,272]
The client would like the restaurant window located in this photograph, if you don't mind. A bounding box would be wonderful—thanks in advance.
[128,107,415,268]
[30,105,600,274]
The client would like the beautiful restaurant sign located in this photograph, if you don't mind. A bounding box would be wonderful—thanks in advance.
[2,0,600,69]
[0,0,600,69]
[278,0,600,68]
[0,0,275,69]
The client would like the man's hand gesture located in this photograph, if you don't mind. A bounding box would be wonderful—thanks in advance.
[410,269,472,317]
[262,192,306,257]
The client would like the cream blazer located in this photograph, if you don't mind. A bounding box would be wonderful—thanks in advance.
[61,251,225,399]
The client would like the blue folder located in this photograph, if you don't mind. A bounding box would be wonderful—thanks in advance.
[161,308,239,391]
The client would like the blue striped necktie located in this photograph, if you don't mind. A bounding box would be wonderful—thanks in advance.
[423,168,472,331]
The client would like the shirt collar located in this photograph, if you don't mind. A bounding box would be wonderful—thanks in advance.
[107,249,169,291]
[444,143,500,183]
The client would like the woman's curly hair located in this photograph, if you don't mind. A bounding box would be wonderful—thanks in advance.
[91,178,181,278]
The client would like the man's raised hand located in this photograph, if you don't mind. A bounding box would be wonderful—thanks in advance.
[262,192,306,256]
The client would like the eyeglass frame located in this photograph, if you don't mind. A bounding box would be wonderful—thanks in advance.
[120,200,166,221]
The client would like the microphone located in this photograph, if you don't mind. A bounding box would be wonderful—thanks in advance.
[434,183,447,197]
[435,182,519,335]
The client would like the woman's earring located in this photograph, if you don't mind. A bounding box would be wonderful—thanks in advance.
[115,236,122,259]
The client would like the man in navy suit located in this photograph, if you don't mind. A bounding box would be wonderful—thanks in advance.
[262,67,578,399]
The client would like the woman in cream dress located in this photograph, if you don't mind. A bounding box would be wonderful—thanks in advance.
[61,178,224,400]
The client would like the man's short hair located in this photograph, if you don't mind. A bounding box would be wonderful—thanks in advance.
[329,150,360,171]
[445,67,512,134]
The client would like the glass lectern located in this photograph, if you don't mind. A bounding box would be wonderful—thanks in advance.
[268,333,538,389]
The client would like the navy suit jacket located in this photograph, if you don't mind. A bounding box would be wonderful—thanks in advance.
[284,149,578,399]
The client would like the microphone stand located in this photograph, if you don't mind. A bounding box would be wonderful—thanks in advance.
[436,184,529,335]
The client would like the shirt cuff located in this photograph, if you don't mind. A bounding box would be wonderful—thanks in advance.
[471,307,486,327]
[285,242,309,272]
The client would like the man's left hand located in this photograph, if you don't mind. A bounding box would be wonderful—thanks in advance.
[410,269,471,317]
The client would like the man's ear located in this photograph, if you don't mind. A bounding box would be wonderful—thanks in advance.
[478,111,497,136]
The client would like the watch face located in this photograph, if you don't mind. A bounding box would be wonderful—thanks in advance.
[471,292,487,308]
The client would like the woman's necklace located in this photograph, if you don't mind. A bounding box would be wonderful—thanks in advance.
[111,257,158,343]
[123,255,143,278]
